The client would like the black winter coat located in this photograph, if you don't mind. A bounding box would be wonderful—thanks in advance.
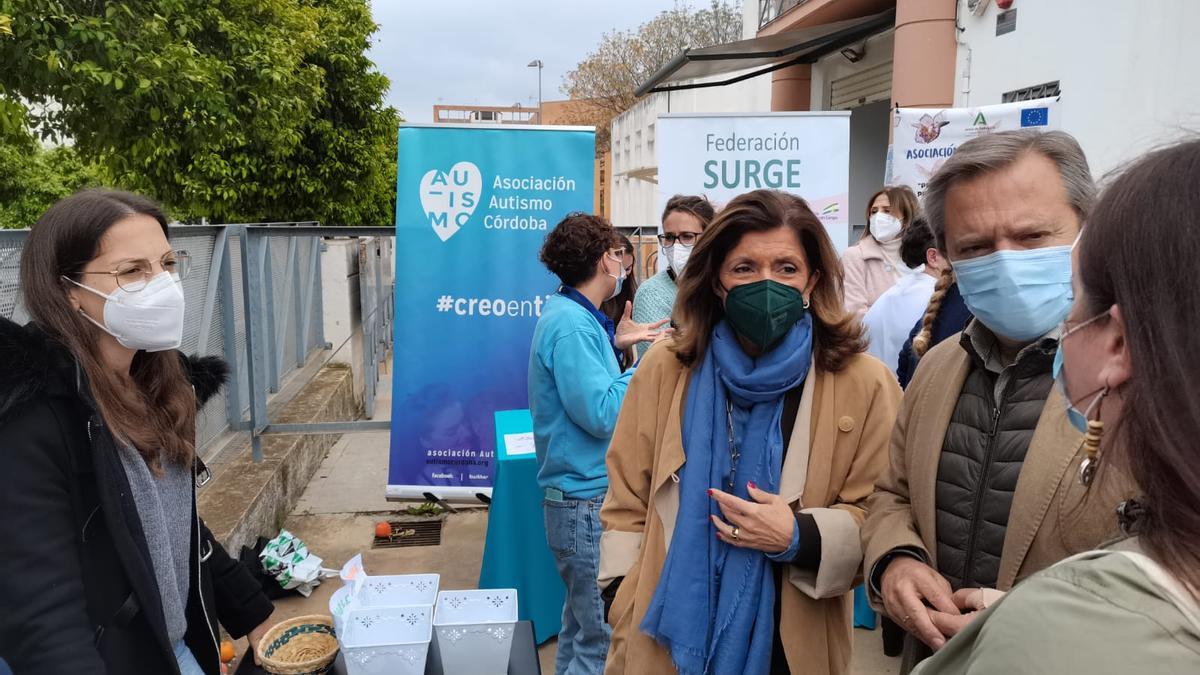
[0,318,274,674]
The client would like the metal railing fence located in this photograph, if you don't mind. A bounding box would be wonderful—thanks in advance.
[0,224,395,459]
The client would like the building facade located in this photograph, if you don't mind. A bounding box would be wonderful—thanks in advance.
[610,1,769,236]
[432,101,612,217]
[611,0,1200,238]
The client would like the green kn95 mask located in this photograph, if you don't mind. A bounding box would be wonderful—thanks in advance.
[723,279,809,351]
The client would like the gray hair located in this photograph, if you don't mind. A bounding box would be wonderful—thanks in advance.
[923,129,1096,251]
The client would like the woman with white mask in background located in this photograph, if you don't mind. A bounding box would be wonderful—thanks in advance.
[632,194,714,358]
[842,185,921,318]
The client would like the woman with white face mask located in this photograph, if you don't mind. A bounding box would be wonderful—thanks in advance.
[0,190,275,674]
[631,194,715,358]
[912,140,1200,673]
[842,185,921,318]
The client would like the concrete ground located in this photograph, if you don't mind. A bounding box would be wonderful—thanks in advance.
[229,372,899,674]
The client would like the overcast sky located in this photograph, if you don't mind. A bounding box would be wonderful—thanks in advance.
[367,1,692,122]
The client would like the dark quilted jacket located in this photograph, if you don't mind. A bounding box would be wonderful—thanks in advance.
[933,328,1056,590]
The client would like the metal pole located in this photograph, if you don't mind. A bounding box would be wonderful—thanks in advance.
[217,228,243,430]
[528,59,543,124]
[239,228,269,462]
[196,227,228,356]
[261,238,280,393]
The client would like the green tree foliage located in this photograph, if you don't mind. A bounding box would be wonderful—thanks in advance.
[252,0,399,226]
[0,0,398,224]
[0,109,99,229]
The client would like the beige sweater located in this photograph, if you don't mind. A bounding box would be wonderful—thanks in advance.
[842,235,905,318]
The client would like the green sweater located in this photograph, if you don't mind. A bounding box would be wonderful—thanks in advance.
[914,543,1200,674]
[631,269,677,358]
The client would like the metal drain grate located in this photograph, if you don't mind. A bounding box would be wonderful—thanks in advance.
[372,520,444,548]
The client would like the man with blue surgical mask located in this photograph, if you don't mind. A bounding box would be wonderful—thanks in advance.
[861,130,1132,673]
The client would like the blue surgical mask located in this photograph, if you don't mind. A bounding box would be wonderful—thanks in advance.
[605,253,626,300]
[952,245,1074,342]
[1052,312,1107,432]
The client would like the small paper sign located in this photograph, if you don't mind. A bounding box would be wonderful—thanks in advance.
[503,432,536,457]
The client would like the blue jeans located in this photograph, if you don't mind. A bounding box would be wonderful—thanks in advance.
[544,495,611,675]
[173,639,206,675]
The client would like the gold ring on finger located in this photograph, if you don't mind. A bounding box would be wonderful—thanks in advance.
[732,526,740,540]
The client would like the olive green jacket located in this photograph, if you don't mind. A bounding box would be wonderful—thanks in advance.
[914,541,1200,674]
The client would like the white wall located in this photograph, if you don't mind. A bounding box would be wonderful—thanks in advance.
[321,239,364,403]
[609,1,773,231]
[954,0,1200,178]
[610,79,773,231]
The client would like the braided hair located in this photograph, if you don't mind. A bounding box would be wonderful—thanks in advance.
[912,266,955,357]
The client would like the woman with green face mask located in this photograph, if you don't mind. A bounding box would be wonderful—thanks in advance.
[599,190,902,675]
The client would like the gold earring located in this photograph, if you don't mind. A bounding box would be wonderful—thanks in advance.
[1079,419,1103,486]
[1078,386,1109,486]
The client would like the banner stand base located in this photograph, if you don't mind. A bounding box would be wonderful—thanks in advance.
[387,485,493,504]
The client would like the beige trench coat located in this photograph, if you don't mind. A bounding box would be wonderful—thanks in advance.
[599,343,902,675]
[860,333,1134,670]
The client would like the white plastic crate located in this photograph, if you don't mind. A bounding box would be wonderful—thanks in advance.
[356,573,440,608]
[432,589,518,675]
[328,584,357,638]
[340,605,432,675]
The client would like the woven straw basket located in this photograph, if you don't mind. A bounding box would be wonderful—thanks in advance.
[256,614,339,675]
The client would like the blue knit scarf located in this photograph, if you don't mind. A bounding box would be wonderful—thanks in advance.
[639,317,812,675]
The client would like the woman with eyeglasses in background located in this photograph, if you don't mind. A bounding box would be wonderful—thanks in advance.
[631,194,715,358]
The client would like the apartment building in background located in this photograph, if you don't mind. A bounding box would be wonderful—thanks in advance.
[432,101,612,218]
[612,0,1200,241]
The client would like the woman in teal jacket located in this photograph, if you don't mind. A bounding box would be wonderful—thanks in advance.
[527,212,667,675]
[914,140,1200,673]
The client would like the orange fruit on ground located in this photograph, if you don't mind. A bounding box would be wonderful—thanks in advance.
[375,521,391,538]
[220,640,236,663]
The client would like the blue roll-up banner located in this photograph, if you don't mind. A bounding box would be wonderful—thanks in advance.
[388,123,596,501]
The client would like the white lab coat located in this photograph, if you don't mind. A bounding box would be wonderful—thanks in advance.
[863,268,937,376]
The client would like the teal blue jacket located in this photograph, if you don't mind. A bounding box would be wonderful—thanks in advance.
[528,293,633,498]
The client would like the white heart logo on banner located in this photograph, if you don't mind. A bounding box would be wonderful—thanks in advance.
[419,161,482,242]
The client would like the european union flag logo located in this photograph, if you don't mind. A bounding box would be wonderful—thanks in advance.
[1021,107,1049,127]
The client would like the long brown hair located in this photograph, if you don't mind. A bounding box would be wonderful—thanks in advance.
[862,185,919,241]
[1076,139,1200,596]
[672,190,865,371]
[20,189,197,471]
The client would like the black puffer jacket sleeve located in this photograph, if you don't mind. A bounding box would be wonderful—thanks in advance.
[201,520,274,639]
[0,402,106,674]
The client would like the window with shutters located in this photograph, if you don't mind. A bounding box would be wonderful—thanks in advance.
[759,0,813,30]
[829,61,893,111]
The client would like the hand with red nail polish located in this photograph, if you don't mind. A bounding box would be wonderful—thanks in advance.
[705,483,795,554]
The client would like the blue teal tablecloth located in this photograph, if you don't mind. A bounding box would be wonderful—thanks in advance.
[479,410,565,645]
[853,585,877,629]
